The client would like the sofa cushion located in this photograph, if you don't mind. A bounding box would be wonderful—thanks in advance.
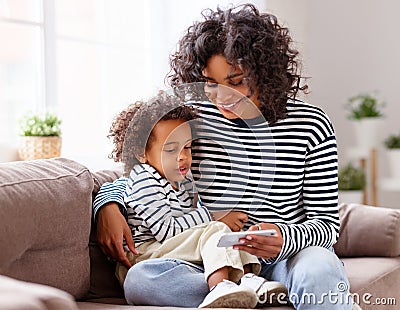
[0,275,78,310]
[343,257,400,310]
[83,168,125,301]
[91,167,123,199]
[0,158,93,299]
[334,203,400,257]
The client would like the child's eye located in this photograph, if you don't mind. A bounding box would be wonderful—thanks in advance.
[163,148,177,153]
[184,145,192,150]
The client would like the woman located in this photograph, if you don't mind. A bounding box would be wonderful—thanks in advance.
[94,4,352,309]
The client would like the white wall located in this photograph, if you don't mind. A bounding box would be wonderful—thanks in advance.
[264,0,400,207]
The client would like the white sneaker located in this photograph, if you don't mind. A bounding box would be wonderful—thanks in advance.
[199,279,258,308]
[352,302,362,310]
[240,273,288,306]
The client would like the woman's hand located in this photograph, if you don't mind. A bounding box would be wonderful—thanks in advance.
[213,211,248,232]
[233,223,284,259]
[96,202,138,268]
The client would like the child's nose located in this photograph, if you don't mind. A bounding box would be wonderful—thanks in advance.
[178,148,189,161]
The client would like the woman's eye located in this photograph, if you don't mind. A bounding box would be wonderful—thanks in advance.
[205,81,218,88]
[229,80,243,86]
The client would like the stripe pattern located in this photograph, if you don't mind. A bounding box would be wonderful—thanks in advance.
[190,100,339,262]
[93,99,339,263]
[124,164,211,245]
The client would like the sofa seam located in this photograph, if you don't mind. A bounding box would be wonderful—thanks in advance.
[0,168,91,188]
[386,211,400,256]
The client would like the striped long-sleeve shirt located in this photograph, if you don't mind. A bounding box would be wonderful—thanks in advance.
[124,164,211,245]
[93,99,340,262]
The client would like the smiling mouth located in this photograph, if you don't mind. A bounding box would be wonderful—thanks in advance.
[216,97,246,111]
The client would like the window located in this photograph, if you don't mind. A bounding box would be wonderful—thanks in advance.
[0,0,265,169]
[0,0,44,146]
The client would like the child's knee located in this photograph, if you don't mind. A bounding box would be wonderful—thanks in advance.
[208,221,232,232]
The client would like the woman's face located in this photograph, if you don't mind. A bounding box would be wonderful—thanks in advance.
[202,55,260,119]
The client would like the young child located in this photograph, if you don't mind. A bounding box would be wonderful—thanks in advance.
[108,91,285,308]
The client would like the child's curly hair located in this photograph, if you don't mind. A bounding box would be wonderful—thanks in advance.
[167,3,308,125]
[108,91,197,176]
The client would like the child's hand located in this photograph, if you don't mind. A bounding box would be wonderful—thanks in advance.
[213,211,248,231]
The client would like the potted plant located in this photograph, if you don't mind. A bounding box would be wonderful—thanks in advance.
[346,92,384,151]
[384,132,400,179]
[18,112,62,160]
[338,162,366,204]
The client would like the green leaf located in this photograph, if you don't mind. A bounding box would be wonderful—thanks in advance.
[338,163,366,190]
[384,132,400,149]
[19,112,62,136]
[345,93,384,120]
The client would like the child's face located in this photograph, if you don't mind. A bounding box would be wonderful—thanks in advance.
[144,119,192,188]
[202,54,260,120]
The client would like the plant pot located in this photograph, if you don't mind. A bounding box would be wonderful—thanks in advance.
[353,118,383,151]
[387,149,400,179]
[18,136,62,160]
[338,190,363,204]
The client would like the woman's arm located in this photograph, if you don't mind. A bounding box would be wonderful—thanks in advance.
[236,135,340,262]
[93,177,137,267]
[274,135,340,261]
[96,202,138,267]
[93,177,128,221]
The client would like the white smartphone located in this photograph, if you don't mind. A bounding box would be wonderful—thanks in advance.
[217,229,277,247]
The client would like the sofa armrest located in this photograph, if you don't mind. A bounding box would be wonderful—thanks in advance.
[0,158,92,298]
[0,275,78,310]
[334,203,400,257]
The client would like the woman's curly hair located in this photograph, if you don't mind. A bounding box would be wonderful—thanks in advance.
[168,3,308,125]
[108,91,197,176]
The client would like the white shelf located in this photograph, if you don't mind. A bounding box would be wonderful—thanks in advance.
[347,148,371,159]
[380,178,400,191]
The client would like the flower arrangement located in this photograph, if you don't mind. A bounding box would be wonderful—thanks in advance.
[18,112,62,160]
[384,132,400,149]
[19,113,62,136]
[346,93,384,120]
[338,163,366,191]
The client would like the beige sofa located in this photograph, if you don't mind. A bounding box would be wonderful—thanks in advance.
[1,158,399,310]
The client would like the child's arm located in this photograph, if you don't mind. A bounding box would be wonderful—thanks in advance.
[211,211,249,232]
[125,176,211,243]
[93,177,137,267]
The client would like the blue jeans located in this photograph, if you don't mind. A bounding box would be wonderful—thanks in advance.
[124,246,352,309]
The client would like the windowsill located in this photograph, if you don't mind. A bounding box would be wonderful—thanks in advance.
[0,143,123,173]
[64,153,123,172]
[0,143,19,163]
